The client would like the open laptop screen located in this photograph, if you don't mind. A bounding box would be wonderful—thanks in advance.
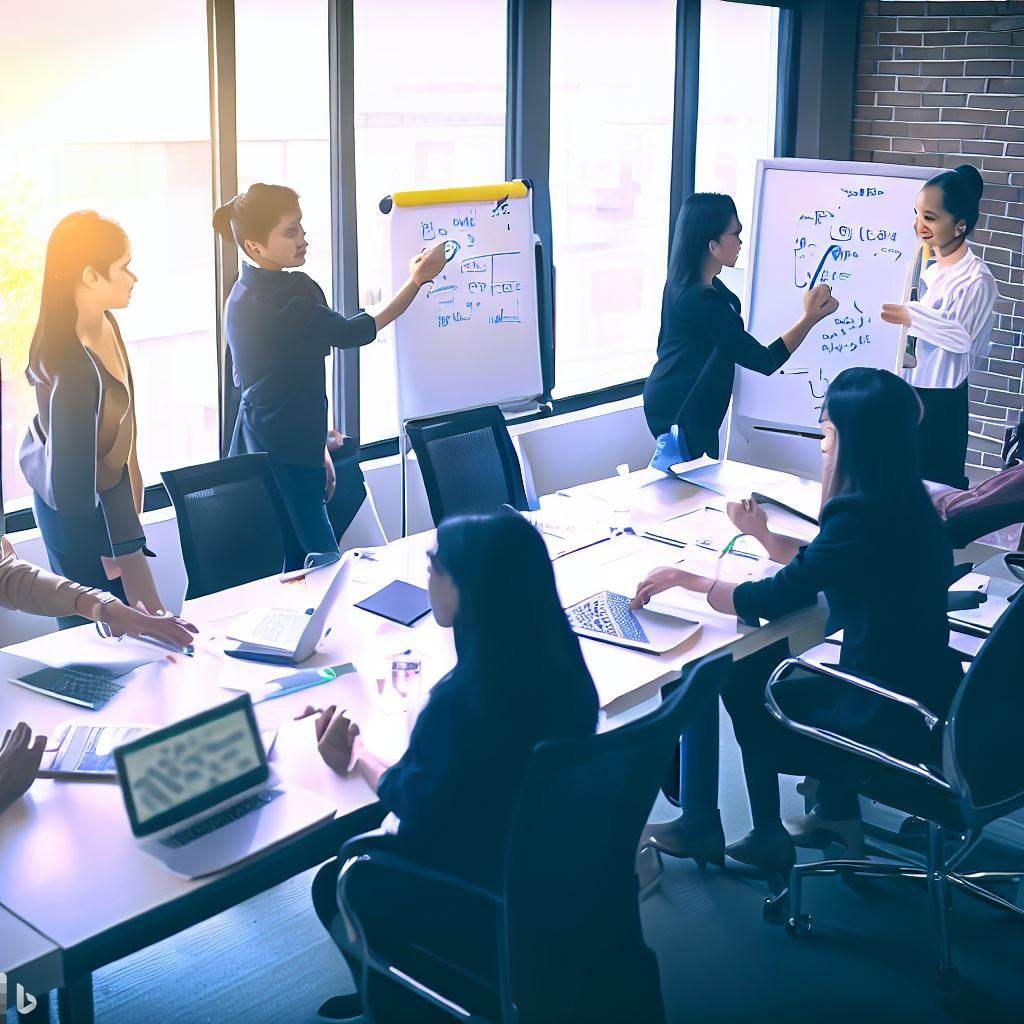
[115,695,267,837]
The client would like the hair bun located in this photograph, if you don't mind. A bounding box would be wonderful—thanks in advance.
[953,163,984,201]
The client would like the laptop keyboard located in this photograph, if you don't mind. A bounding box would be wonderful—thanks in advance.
[245,611,303,649]
[566,591,649,644]
[160,789,283,848]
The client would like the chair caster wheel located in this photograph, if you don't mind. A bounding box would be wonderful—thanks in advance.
[786,914,811,938]
[763,893,787,923]
[937,967,960,994]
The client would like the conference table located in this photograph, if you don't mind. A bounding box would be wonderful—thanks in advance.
[0,466,827,1023]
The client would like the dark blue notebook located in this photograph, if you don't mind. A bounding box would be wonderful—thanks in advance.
[355,580,432,627]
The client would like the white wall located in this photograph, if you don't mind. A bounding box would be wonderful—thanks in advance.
[0,396,654,646]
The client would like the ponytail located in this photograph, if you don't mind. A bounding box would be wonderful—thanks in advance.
[211,183,300,252]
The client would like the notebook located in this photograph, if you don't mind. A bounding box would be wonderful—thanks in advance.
[355,581,432,626]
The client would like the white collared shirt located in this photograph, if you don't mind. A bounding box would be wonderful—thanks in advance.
[904,247,998,390]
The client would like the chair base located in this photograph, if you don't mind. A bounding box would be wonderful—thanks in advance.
[765,824,1024,991]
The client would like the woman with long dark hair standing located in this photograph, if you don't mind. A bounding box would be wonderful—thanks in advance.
[305,513,660,1022]
[643,192,838,459]
[881,164,997,489]
[634,368,962,884]
[20,211,175,625]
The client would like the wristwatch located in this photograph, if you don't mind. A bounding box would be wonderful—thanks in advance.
[89,591,121,623]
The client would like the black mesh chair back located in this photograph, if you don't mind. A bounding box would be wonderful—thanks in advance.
[161,454,306,599]
[500,654,730,1022]
[406,406,529,527]
[943,590,1024,829]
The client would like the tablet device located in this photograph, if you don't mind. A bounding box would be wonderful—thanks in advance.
[355,581,432,627]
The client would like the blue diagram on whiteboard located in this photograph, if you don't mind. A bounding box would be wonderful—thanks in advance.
[735,163,929,431]
[418,205,526,329]
[385,185,543,426]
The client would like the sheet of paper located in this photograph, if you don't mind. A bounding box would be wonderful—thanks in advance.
[644,506,768,559]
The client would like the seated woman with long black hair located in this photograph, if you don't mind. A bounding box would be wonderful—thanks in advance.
[306,511,634,1022]
[634,368,963,886]
[643,192,838,460]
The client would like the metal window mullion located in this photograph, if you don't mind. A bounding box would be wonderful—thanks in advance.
[328,0,360,446]
[207,0,239,458]
[667,0,700,265]
[774,2,800,157]
[506,0,554,403]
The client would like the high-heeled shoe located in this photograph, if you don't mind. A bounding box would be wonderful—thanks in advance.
[639,814,726,870]
[786,808,864,857]
[725,828,796,893]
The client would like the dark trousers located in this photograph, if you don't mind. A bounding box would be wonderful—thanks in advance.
[312,855,499,1024]
[915,380,970,490]
[269,460,340,559]
[674,644,869,828]
[33,495,127,629]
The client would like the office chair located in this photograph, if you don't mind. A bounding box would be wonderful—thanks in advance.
[161,454,307,599]
[405,406,529,527]
[762,590,1024,992]
[336,654,730,1023]
[326,447,387,549]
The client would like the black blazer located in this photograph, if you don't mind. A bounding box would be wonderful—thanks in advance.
[734,492,963,717]
[377,665,598,888]
[642,278,789,459]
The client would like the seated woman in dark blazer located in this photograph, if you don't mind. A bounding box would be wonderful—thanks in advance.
[305,511,631,1021]
[643,192,838,459]
[634,368,963,884]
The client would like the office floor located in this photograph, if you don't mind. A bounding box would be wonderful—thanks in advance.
[12,709,1024,1024]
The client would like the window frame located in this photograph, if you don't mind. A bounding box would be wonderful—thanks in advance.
[3,0,801,534]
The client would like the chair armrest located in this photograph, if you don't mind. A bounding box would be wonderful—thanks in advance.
[337,846,500,1024]
[339,846,500,907]
[763,658,951,791]
[767,657,943,730]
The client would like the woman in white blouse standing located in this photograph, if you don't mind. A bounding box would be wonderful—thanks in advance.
[881,164,997,489]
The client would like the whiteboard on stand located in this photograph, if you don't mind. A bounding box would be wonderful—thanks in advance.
[727,158,934,479]
[383,181,545,426]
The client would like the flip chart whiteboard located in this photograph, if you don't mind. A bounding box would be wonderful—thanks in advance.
[728,158,934,476]
[383,181,544,425]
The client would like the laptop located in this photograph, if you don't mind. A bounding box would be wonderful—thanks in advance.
[114,694,334,879]
[565,590,701,654]
[225,555,353,664]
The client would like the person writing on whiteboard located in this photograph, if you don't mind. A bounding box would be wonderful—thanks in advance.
[880,164,997,489]
[643,193,839,460]
[213,184,447,559]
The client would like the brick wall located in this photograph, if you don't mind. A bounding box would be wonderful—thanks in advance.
[854,0,1024,476]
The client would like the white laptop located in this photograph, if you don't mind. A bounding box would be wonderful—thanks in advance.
[565,590,701,654]
[114,694,334,880]
[225,555,353,664]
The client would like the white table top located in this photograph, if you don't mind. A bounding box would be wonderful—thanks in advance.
[0,467,826,951]
[1,906,62,993]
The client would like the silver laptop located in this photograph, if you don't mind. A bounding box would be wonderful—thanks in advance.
[114,694,334,880]
[225,555,353,664]
[565,590,701,654]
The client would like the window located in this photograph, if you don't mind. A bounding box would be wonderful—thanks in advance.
[236,0,334,425]
[0,1,217,510]
[695,0,779,297]
[549,0,676,400]
[353,0,507,444]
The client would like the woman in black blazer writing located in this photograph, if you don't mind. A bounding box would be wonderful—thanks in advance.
[635,368,962,884]
[643,193,839,458]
